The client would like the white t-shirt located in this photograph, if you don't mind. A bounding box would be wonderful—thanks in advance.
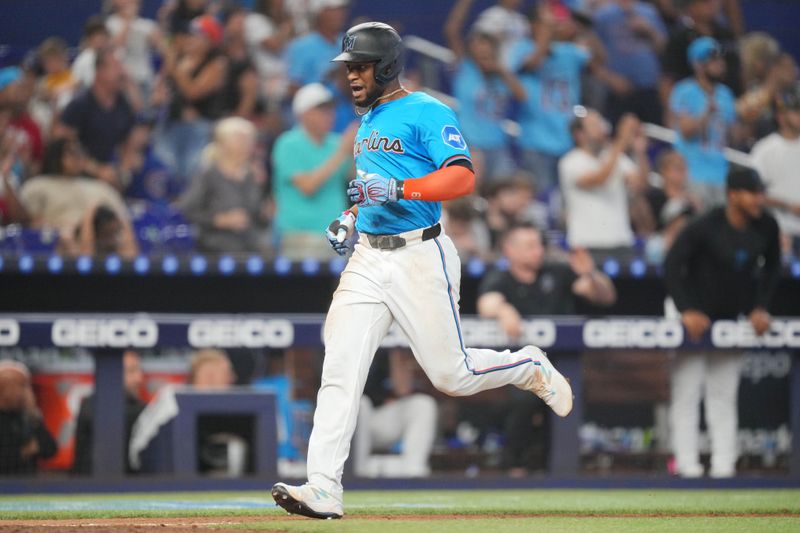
[106,15,158,85]
[244,12,286,80]
[559,148,636,248]
[72,48,97,88]
[750,132,800,236]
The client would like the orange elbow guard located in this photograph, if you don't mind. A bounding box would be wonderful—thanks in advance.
[400,164,475,201]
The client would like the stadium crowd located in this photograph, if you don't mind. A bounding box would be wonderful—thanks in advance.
[0,0,798,480]
[0,0,797,263]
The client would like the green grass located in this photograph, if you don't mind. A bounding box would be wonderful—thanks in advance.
[229,517,800,533]
[1,489,799,532]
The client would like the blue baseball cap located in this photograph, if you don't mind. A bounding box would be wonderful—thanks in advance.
[687,37,722,64]
[0,66,21,91]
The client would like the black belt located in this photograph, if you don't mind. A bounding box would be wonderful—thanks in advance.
[365,223,441,250]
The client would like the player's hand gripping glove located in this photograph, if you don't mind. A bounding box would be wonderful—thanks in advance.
[347,172,402,207]
[325,210,357,256]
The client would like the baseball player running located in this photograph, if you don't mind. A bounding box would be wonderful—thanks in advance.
[272,22,572,520]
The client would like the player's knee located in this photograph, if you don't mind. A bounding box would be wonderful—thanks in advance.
[428,374,465,397]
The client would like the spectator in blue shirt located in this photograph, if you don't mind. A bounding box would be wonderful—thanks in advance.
[507,3,591,195]
[669,37,737,209]
[284,0,349,91]
[593,0,667,125]
[445,0,527,184]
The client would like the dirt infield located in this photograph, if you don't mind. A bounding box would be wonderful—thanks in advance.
[3,512,800,533]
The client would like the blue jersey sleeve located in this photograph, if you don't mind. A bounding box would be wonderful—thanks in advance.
[415,102,472,169]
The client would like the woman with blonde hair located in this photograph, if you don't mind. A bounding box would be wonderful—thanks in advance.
[177,116,265,253]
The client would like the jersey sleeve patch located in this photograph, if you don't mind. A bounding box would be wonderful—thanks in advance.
[441,125,468,150]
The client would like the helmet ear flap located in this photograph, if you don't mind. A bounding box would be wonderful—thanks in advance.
[375,60,396,86]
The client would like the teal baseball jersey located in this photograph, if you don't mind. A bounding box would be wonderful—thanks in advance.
[353,92,472,234]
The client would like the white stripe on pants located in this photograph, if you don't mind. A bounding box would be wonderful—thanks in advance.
[307,233,539,496]
[669,350,744,476]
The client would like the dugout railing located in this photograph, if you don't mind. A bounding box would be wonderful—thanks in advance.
[0,313,797,491]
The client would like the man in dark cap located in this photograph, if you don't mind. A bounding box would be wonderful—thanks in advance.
[664,165,781,478]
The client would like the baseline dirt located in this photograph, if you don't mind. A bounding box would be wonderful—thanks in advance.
[2,512,799,532]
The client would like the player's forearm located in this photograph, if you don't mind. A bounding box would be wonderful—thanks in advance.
[293,151,349,195]
[477,292,511,318]
[584,271,617,306]
[522,28,554,72]
[765,196,793,212]
[444,0,473,56]
[663,235,700,312]
[755,231,782,310]
[576,145,623,189]
[398,164,474,201]
[631,149,650,189]
[675,113,709,139]
[499,69,527,102]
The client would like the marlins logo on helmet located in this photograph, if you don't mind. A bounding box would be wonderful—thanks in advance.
[343,34,357,52]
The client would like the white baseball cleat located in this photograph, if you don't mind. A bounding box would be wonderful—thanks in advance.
[520,346,573,417]
[271,482,343,519]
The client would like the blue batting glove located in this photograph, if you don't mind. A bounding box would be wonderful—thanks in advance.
[347,174,401,207]
[325,210,357,256]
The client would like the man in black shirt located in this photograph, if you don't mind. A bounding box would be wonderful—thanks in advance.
[664,166,780,478]
[477,222,616,474]
[57,48,136,187]
[478,223,617,338]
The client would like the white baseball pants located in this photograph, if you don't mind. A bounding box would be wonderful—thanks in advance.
[307,231,539,496]
[670,350,744,477]
[353,393,437,478]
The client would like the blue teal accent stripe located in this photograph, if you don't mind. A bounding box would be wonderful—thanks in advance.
[433,237,534,376]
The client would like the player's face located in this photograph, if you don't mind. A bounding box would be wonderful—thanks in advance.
[689,0,717,23]
[660,154,688,188]
[345,62,381,107]
[302,104,335,137]
[0,370,27,411]
[579,112,610,151]
[779,108,800,136]
[468,35,497,71]
[220,129,256,164]
[123,351,143,397]
[505,228,545,271]
[729,189,765,220]
[703,55,726,82]
[61,142,86,176]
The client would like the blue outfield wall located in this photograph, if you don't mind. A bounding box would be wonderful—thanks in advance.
[1,0,799,66]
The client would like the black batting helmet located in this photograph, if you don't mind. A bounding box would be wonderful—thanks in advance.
[331,22,404,86]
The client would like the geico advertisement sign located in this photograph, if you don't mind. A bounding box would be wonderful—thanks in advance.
[583,319,684,348]
[0,319,20,346]
[461,318,556,347]
[380,319,556,348]
[188,319,294,348]
[52,319,158,347]
[712,319,800,348]
[582,319,800,348]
